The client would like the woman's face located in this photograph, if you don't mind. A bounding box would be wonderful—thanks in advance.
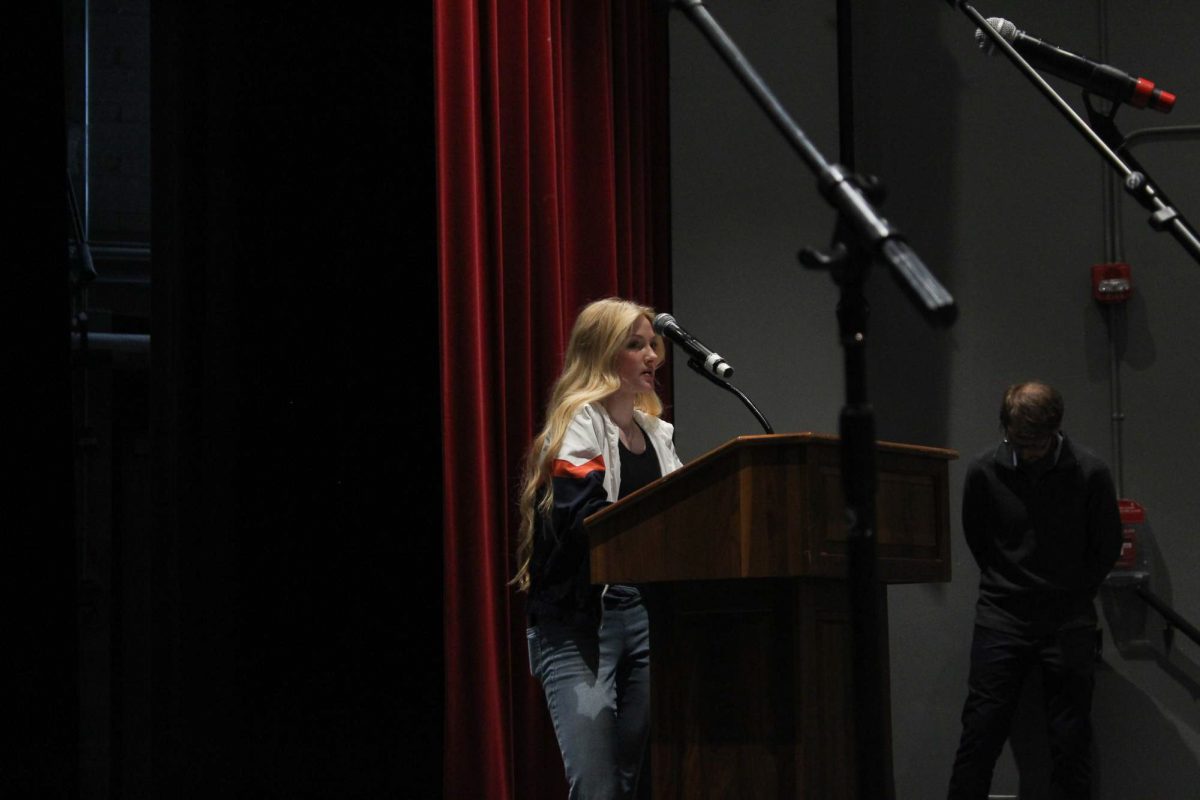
[613,316,661,397]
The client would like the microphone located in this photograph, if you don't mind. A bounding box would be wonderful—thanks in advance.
[975,17,1176,113]
[652,313,733,380]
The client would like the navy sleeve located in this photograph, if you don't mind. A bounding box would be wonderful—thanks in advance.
[534,466,611,591]
[529,408,613,598]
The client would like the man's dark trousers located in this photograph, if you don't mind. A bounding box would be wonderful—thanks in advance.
[948,624,1097,800]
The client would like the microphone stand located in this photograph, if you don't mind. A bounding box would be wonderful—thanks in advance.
[947,1,1200,265]
[1083,95,1200,249]
[684,358,774,434]
[673,2,957,797]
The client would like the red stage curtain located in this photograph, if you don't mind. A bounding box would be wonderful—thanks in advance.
[435,1,670,797]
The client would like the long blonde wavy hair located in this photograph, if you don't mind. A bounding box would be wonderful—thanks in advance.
[512,298,665,592]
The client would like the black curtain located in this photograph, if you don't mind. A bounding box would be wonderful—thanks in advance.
[151,2,439,796]
[12,3,77,795]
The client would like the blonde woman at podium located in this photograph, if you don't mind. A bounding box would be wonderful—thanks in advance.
[514,297,684,799]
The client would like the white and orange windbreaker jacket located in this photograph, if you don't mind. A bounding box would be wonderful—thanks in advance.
[527,402,683,625]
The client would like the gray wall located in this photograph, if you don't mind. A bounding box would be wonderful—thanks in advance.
[670,1,1200,796]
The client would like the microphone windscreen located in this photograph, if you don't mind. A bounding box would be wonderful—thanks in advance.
[975,17,1018,55]
[652,313,675,335]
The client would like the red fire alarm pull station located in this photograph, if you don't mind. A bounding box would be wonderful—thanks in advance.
[1092,262,1133,303]
[1115,498,1144,570]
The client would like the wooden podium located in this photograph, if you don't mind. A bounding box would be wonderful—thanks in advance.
[586,433,957,799]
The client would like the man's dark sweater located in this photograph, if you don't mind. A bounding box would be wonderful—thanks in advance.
[962,434,1122,636]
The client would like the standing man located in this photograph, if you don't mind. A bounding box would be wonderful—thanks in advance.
[948,382,1122,799]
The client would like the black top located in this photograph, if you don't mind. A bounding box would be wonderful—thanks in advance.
[608,431,661,606]
[617,431,661,499]
[962,434,1122,635]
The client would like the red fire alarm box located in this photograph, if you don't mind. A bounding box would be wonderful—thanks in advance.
[1115,498,1144,570]
[1092,262,1133,303]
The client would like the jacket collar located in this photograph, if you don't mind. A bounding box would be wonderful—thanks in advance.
[992,431,1076,473]
[592,401,658,436]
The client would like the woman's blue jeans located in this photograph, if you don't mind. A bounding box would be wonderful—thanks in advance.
[527,589,650,800]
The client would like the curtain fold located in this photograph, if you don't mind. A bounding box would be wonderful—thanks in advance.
[436,1,670,795]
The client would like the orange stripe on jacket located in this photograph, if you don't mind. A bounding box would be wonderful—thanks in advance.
[552,455,605,480]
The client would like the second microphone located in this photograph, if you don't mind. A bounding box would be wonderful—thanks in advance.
[653,312,734,380]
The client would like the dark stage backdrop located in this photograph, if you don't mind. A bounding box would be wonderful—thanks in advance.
[151,2,438,797]
[12,2,77,796]
[436,0,671,796]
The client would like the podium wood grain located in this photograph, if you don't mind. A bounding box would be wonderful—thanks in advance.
[586,433,956,799]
